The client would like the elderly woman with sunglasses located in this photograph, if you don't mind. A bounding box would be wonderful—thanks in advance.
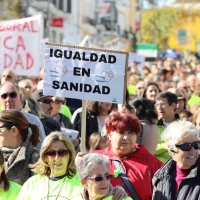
[77,153,132,200]
[152,120,200,200]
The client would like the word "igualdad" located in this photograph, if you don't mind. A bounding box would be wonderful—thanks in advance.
[50,49,116,64]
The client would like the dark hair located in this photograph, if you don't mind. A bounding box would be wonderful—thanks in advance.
[86,101,113,116]
[0,109,40,146]
[105,112,141,135]
[130,97,158,124]
[0,150,10,191]
[179,109,193,118]
[156,91,178,105]
[142,82,162,98]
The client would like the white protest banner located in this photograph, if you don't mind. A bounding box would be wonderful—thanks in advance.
[128,52,145,68]
[0,15,41,76]
[44,43,128,104]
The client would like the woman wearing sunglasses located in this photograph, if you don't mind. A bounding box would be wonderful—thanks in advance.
[152,120,200,200]
[17,131,82,199]
[77,153,132,200]
[0,149,21,200]
[0,109,40,185]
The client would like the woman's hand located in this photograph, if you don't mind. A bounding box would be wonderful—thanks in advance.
[75,152,87,165]
[71,139,79,147]
[113,185,128,200]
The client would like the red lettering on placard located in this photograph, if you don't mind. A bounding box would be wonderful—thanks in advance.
[26,53,34,69]
[4,36,14,50]
[13,23,21,31]
[22,21,30,32]
[14,54,24,69]
[4,54,12,68]
[0,25,4,31]
[30,21,38,32]
[16,36,26,52]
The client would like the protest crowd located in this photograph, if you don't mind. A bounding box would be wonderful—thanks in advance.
[1,6,200,200]
[0,52,200,200]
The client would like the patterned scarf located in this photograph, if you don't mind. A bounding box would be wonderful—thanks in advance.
[1,146,21,167]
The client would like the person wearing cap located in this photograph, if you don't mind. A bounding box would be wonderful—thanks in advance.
[167,88,187,114]
[0,81,45,149]
[32,89,61,136]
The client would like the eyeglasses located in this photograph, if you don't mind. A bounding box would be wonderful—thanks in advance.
[154,102,167,108]
[44,149,69,158]
[0,125,10,129]
[54,99,65,104]
[86,174,113,182]
[38,99,53,104]
[175,141,200,151]
[1,92,17,99]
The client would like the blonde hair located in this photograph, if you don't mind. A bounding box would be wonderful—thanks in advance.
[30,132,76,179]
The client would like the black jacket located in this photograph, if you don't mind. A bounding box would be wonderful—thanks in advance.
[152,157,200,200]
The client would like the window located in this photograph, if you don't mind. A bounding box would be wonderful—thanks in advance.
[59,0,63,10]
[52,30,56,43]
[67,0,71,13]
[59,33,63,43]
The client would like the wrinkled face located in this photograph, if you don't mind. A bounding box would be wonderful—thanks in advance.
[146,85,159,101]
[136,83,146,96]
[20,81,33,92]
[37,96,53,117]
[155,98,176,120]
[0,83,22,110]
[51,97,65,115]
[173,134,199,169]
[1,70,16,84]
[0,122,13,148]
[109,130,137,156]
[86,164,110,200]
[45,141,69,177]
[178,82,191,97]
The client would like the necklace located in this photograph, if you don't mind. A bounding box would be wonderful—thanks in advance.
[47,176,66,200]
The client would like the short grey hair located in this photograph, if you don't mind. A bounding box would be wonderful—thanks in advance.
[77,153,110,179]
[161,120,199,155]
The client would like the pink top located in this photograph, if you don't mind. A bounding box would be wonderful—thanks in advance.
[175,165,191,198]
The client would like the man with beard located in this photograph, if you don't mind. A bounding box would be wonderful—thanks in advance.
[154,91,178,163]
[32,89,60,136]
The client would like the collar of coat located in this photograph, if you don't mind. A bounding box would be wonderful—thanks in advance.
[157,113,180,126]
[152,157,200,186]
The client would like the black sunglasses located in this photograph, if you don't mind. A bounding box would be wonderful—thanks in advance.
[1,92,17,99]
[86,174,113,182]
[38,99,53,104]
[44,149,69,158]
[175,141,200,151]
[54,99,65,104]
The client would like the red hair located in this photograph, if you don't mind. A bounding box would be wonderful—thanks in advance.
[105,112,141,135]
